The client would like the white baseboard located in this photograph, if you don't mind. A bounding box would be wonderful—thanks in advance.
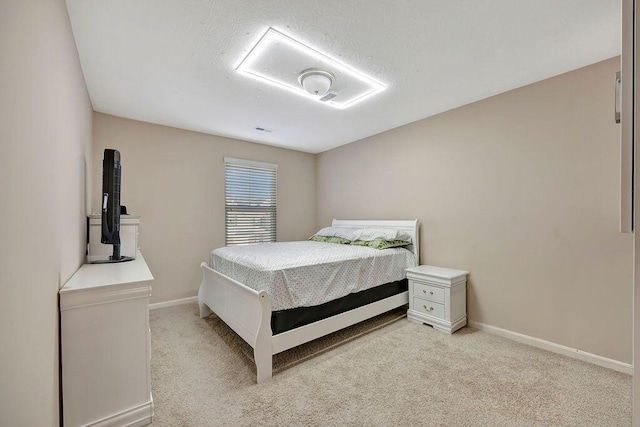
[86,399,153,427]
[149,296,198,310]
[468,320,633,375]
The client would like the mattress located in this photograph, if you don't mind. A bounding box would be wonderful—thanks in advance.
[210,241,417,311]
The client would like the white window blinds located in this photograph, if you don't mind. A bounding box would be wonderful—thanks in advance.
[224,157,278,246]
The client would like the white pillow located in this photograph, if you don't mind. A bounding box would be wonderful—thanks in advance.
[351,228,412,243]
[313,227,357,241]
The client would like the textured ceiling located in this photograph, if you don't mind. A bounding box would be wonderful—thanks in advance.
[65,0,621,154]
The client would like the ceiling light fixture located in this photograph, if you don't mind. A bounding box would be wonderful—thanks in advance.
[298,69,334,96]
[234,27,386,109]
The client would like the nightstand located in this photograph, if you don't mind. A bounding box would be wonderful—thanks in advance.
[406,265,468,334]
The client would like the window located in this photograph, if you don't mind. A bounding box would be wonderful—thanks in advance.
[224,157,277,246]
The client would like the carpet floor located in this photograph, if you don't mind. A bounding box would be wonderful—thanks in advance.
[149,303,631,426]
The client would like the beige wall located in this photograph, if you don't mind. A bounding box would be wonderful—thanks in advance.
[0,1,93,425]
[92,113,317,303]
[317,57,633,363]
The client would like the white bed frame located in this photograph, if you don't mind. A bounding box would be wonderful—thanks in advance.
[198,219,419,383]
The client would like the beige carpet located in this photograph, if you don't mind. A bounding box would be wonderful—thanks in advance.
[149,304,631,426]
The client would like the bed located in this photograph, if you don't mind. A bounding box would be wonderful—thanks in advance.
[198,219,419,383]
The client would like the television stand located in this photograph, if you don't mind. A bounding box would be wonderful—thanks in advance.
[90,255,135,264]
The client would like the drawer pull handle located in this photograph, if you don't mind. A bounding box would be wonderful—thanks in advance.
[423,290,434,295]
[423,305,433,312]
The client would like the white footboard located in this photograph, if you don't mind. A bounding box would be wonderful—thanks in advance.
[198,262,273,383]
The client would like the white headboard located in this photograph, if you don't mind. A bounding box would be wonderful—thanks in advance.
[331,219,420,264]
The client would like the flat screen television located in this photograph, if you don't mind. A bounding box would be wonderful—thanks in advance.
[94,148,134,263]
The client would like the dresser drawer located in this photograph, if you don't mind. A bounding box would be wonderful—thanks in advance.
[413,297,445,319]
[413,282,445,303]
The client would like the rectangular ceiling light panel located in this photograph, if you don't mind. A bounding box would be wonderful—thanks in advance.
[235,27,386,109]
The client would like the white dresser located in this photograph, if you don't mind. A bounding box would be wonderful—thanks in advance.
[406,265,468,334]
[60,251,154,427]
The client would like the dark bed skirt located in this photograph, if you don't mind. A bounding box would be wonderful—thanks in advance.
[271,278,408,335]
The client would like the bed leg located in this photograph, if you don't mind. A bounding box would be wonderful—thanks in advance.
[198,284,212,318]
[254,294,273,383]
[254,346,272,384]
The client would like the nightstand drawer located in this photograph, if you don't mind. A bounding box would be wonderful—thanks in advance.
[413,298,445,319]
[413,282,445,303]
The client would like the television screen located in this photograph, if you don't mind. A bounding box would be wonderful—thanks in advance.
[94,148,133,263]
